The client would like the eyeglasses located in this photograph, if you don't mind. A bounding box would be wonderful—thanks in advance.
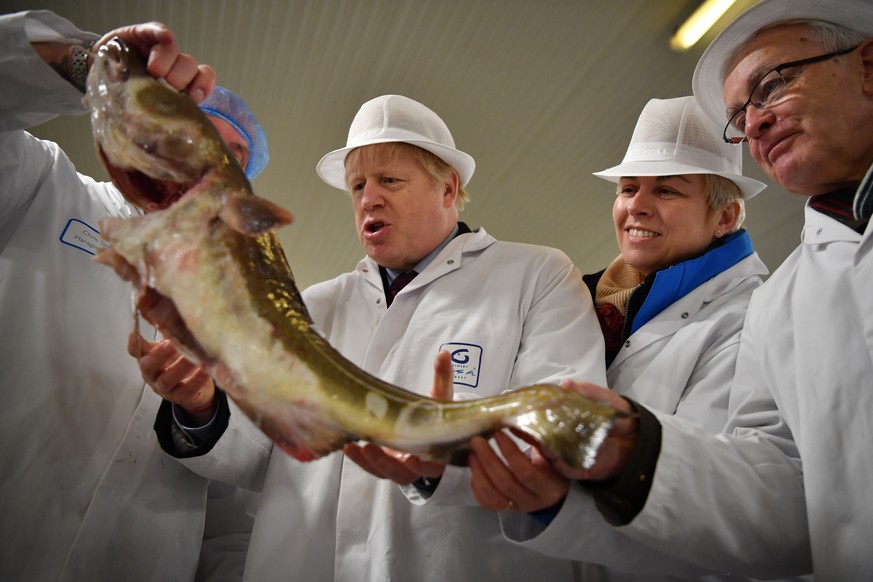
[723,45,858,144]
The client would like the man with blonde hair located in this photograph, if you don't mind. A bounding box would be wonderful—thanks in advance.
[150,94,607,581]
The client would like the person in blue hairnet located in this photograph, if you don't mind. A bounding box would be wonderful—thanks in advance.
[0,9,265,582]
[147,85,270,582]
[190,85,269,582]
[198,85,270,181]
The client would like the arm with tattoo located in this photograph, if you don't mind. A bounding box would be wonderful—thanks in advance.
[31,39,96,92]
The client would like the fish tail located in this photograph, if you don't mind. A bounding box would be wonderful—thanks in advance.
[499,386,615,470]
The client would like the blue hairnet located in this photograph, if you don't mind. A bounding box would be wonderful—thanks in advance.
[199,85,269,180]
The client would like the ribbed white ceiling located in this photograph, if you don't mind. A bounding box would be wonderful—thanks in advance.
[15,0,803,289]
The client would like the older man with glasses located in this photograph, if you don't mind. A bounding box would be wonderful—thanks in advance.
[721,44,858,144]
[496,0,873,580]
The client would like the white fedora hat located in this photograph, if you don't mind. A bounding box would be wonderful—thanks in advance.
[316,94,476,190]
[693,0,873,127]
[594,96,766,200]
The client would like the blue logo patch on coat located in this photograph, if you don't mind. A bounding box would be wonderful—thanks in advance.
[440,342,482,388]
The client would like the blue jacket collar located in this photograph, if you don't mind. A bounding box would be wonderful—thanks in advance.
[630,230,754,335]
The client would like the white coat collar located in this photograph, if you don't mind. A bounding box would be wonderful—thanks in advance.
[802,202,863,245]
[609,251,766,370]
[354,226,496,291]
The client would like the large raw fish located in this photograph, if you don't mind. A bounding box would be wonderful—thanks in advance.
[87,37,617,469]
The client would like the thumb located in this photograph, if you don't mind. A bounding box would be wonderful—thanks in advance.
[430,350,454,401]
[127,329,145,358]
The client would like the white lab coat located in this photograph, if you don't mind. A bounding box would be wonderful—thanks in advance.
[603,249,767,433]
[522,199,873,580]
[0,10,248,581]
[195,480,260,582]
[499,248,807,580]
[174,227,608,581]
[608,201,873,580]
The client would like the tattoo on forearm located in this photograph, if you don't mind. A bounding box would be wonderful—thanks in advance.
[47,55,71,85]
[35,40,96,93]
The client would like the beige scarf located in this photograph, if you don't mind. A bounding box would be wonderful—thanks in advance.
[594,255,645,316]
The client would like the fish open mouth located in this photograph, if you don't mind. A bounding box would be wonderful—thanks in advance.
[98,145,194,211]
[88,36,206,212]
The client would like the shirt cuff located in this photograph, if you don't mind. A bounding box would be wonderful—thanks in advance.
[410,475,442,496]
[154,389,230,458]
[528,496,565,525]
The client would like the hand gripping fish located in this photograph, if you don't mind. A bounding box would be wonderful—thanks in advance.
[88,37,617,469]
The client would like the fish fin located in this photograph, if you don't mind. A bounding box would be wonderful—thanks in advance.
[219,195,294,236]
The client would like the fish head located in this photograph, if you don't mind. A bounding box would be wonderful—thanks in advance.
[85,36,250,212]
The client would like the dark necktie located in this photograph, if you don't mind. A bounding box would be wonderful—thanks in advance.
[387,270,417,306]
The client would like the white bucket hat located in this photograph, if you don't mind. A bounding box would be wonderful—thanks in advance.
[692,0,873,127]
[316,94,476,190]
[594,96,766,199]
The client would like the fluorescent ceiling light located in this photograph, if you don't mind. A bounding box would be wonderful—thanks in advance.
[670,0,738,52]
